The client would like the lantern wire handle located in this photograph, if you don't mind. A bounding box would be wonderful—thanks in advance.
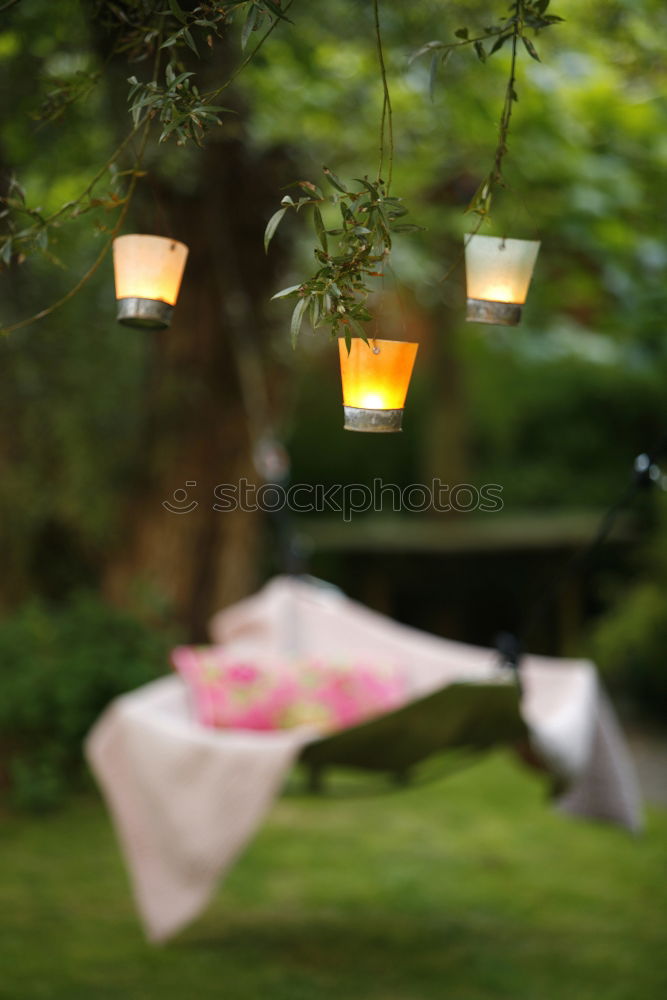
[366,261,412,356]
[438,215,486,286]
[370,289,382,353]
[147,172,172,239]
[385,259,411,343]
[501,172,546,242]
[370,314,381,353]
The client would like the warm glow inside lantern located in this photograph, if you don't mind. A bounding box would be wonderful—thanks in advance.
[112,234,189,329]
[338,337,419,432]
[464,234,540,326]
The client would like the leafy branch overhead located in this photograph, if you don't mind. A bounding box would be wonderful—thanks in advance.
[1,0,561,338]
[412,0,564,218]
[124,0,290,147]
[0,0,291,333]
[265,167,422,349]
[0,152,145,270]
[127,70,228,147]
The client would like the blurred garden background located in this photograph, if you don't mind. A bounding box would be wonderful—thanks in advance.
[1,0,666,997]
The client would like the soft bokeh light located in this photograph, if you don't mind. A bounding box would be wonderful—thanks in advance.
[465,235,540,305]
[338,338,418,410]
[112,235,188,305]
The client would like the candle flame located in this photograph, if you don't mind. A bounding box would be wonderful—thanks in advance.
[483,284,515,303]
[360,393,387,409]
[113,235,189,305]
[339,338,419,411]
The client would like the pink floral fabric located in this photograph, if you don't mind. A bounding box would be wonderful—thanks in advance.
[170,646,407,734]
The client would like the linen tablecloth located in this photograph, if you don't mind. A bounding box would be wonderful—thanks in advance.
[86,576,642,942]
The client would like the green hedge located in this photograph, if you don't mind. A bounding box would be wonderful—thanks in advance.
[593,581,667,722]
[0,593,176,811]
[592,498,667,722]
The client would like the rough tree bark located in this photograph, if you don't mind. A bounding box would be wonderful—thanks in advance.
[103,121,293,639]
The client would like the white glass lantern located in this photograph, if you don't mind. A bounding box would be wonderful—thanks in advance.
[112,234,189,329]
[338,338,419,432]
[464,234,540,326]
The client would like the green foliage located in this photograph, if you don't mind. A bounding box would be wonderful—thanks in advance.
[0,593,175,811]
[412,1,564,83]
[412,0,565,219]
[0,157,143,272]
[2,0,667,675]
[36,68,101,124]
[266,168,421,345]
[463,335,667,507]
[0,0,288,278]
[99,0,286,77]
[0,177,50,265]
[593,582,667,721]
[9,752,66,815]
[592,499,667,720]
[127,69,227,147]
[105,0,292,149]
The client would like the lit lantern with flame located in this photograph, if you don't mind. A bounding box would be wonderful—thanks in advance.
[112,234,189,329]
[338,337,419,433]
[465,234,540,326]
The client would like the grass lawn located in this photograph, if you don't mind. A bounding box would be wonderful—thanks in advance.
[1,750,665,1000]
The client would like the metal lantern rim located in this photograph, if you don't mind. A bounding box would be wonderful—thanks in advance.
[466,298,523,327]
[343,405,404,433]
[116,296,174,330]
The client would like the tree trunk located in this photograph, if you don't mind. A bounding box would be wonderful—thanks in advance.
[104,129,293,639]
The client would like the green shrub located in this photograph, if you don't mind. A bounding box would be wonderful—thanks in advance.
[592,496,667,722]
[593,581,667,722]
[0,593,176,811]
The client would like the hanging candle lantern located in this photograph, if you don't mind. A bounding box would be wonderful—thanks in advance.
[112,234,189,329]
[464,234,540,326]
[338,337,419,433]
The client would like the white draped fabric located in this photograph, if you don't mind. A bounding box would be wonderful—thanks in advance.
[86,576,642,942]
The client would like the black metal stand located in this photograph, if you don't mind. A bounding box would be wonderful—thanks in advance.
[496,438,667,678]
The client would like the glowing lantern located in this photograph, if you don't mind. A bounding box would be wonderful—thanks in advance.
[464,234,540,326]
[338,337,419,433]
[112,234,189,329]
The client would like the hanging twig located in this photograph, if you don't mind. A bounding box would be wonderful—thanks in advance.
[373,0,393,191]
[0,1,293,326]
[203,0,295,102]
[440,20,522,280]
[0,123,151,336]
[437,216,485,285]
[492,28,519,188]
[45,123,146,228]
[468,7,522,218]
[266,0,422,347]
[411,0,563,221]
